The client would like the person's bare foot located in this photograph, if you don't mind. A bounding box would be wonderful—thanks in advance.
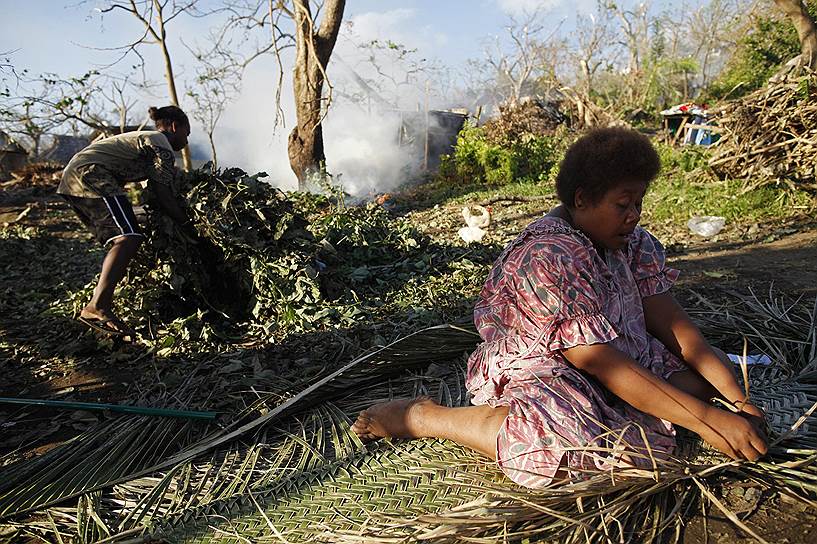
[80,306,135,337]
[351,396,437,442]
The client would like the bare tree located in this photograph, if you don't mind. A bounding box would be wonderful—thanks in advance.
[201,1,345,189]
[573,3,615,95]
[604,1,652,76]
[773,0,817,69]
[0,71,142,155]
[1,99,59,157]
[331,28,449,113]
[99,75,140,133]
[470,10,566,106]
[96,1,216,170]
[335,37,439,111]
[185,50,241,169]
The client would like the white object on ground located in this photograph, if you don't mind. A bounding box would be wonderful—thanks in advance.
[727,353,773,366]
[687,215,726,237]
[458,226,487,243]
[459,205,492,243]
[462,205,491,229]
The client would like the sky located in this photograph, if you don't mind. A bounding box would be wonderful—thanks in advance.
[2,0,681,192]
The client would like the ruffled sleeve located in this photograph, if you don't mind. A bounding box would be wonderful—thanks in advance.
[510,237,619,353]
[628,227,680,298]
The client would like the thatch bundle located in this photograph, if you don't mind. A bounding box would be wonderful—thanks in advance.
[709,71,817,190]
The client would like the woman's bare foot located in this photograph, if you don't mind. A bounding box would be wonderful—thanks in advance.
[351,396,437,442]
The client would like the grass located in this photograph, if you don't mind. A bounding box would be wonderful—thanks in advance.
[645,173,816,226]
[405,143,815,232]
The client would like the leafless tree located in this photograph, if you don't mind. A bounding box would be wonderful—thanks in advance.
[184,47,241,169]
[332,30,448,112]
[339,40,417,109]
[99,75,141,133]
[604,0,652,76]
[95,1,219,170]
[471,9,566,106]
[285,0,346,188]
[0,71,143,156]
[572,2,615,95]
[201,1,345,189]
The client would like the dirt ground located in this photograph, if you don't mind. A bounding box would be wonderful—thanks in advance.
[1,183,816,543]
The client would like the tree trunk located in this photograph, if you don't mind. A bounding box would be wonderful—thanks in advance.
[288,0,346,190]
[208,130,218,170]
[774,0,817,70]
[153,0,193,171]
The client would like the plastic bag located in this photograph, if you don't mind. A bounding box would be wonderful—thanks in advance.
[687,215,725,237]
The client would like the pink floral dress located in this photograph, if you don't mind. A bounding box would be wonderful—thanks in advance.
[465,216,685,488]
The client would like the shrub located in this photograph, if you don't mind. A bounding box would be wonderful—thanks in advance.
[440,123,568,186]
[704,2,817,101]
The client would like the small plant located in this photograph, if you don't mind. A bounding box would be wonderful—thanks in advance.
[440,123,569,186]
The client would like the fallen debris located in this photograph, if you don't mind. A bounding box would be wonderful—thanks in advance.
[709,70,817,190]
[458,205,491,243]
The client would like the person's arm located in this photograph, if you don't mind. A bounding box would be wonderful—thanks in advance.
[562,342,767,461]
[147,178,189,226]
[145,144,192,227]
[642,292,750,407]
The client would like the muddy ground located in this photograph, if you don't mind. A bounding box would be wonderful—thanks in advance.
[1,181,815,543]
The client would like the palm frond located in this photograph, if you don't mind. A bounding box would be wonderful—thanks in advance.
[0,325,479,519]
[4,298,817,544]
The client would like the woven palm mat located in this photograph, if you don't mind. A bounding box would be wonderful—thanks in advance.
[138,360,816,544]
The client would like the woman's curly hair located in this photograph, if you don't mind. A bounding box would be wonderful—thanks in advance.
[556,127,660,207]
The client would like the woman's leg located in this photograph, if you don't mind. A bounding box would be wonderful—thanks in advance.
[351,398,509,459]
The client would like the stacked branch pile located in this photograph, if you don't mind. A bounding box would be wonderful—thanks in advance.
[709,71,817,189]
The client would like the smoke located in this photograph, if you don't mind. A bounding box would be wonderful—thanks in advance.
[205,62,297,190]
[323,108,415,196]
[198,7,457,197]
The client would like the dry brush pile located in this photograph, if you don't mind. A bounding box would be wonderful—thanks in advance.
[709,70,817,190]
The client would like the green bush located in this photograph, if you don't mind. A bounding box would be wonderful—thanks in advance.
[440,124,568,186]
[704,2,817,101]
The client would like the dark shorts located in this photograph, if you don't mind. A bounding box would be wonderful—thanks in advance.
[62,194,145,246]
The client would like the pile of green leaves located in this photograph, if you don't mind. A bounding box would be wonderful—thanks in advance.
[110,166,437,347]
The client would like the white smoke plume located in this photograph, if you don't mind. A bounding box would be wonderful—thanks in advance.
[200,8,459,196]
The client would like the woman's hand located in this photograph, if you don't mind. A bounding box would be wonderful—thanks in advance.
[696,405,769,461]
[737,401,768,441]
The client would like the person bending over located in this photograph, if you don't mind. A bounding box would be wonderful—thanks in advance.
[352,128,768,487]
[58,105,193,338]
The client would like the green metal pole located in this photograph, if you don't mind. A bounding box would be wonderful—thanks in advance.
[0,397,217,420]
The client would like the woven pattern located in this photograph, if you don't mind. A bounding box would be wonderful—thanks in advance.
[157,439,500,543]
[150,368,817,543]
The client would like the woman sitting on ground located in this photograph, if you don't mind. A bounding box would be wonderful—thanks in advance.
[352,128,768,487]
